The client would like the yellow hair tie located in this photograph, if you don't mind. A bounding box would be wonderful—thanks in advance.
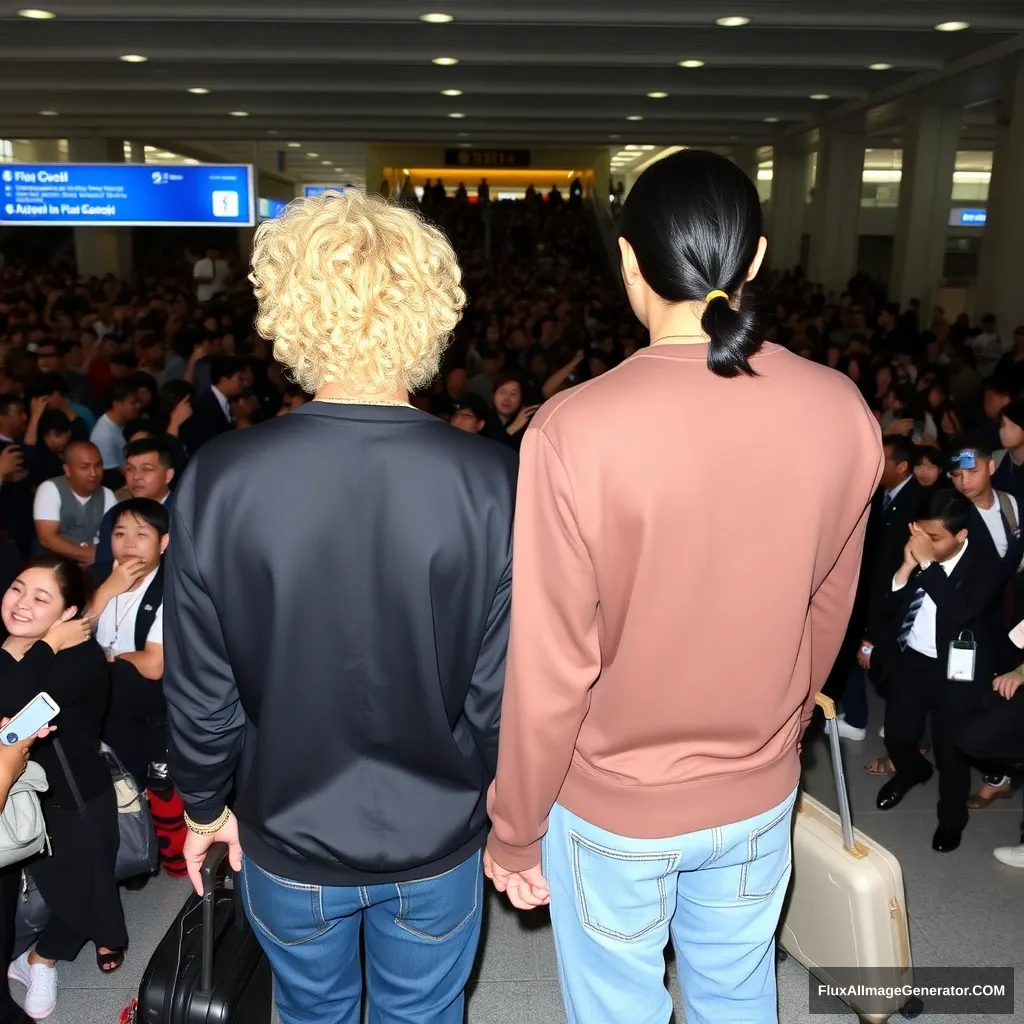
[705,289,729,303]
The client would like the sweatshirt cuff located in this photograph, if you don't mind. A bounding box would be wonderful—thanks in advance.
[486,832,542,873]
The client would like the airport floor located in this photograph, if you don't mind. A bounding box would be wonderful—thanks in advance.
[22,693,1024,1024]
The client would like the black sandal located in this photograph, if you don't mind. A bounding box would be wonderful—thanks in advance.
[96,947,125,973]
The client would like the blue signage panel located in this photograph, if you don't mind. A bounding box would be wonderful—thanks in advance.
[303,184,348,198]
[258,197,288,220]
[949,207,987,227]
[0,163,254,227]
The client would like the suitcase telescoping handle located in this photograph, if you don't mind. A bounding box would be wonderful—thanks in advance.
[199,842,231,994]
[814,693,857,854]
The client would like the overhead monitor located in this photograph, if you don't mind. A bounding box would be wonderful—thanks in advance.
[258,197,289,220]
[0,163,255,226]
[303,184,348,198]
[949,207,986,227]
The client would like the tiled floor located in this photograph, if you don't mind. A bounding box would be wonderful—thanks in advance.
[23,699,1024,1023]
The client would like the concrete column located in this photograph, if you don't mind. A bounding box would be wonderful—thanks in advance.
[67,138,132,279]
[129,141,146,163]
[808,128,865,293]
[890,106,960,315]
[767,144,809,272]
[13,139,62,162]
[731,146,759,183]
[977,63,1024,333]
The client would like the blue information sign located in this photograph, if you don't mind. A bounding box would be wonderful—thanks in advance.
[949,207,987,227]
[258,197,289,221]
[0,163,255,227]
[303,184,348,198]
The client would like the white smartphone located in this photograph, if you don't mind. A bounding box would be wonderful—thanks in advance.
[0,692,60,746]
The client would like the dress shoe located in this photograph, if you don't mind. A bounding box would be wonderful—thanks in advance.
[876,771,931,810]
[993,843,1024,868]
[932,826,963,853]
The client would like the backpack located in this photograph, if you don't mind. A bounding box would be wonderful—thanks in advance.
[0,761,48,869]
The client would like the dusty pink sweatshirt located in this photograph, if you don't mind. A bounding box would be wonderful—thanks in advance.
[487,342,883,871]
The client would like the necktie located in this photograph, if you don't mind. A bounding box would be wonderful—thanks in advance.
[898,587,926,652]
[883,490,894,511]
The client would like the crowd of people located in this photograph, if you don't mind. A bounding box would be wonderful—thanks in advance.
[0,153,1017,1024]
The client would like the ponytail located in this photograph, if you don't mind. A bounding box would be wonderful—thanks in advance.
[701,291,763,379]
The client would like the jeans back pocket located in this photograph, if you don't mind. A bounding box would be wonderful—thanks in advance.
[241,859,330,947]
[569,831,679,942]
[394,850,482,943]
[737,802,795,902]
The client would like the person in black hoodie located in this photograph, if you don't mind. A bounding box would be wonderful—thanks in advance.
[484,371,538,452]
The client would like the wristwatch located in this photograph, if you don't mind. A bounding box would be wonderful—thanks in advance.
[918,560,934,572]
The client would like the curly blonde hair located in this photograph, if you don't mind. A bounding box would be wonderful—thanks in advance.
[250,190,466,395]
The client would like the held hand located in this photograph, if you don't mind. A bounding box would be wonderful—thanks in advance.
[908,523,937,565]
[43,616,93,653]
[856,642,873,671]
[483,850,550,910]
[902,537,917,569]
[183,812,242,897]
[993,672,1024,701]
[886,418,915,437]
[108,557,149,596]
[73,544,96,568]
[169,395,193,429]
[508,405,540,435]
[29,396,49,421]
[0,446,23,482]
[0,719,54,789]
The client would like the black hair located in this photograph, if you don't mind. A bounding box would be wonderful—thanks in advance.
[113,497,170,538]
[104,380,138,411]
[37,409,71,436]
[619,149,765,379]
[956,434,993,460]
[916,488,971,536]
[25,372,69,400]
[0,396,24,418]
[18,554,91,617]
[1001,400,1024,432]
[210,356,245,386]
[883,434,916,470]
[109,351,139,370]
[984,378,1014,399]
[453,394,489,422]
[123,417,155,441]
[914,445,944,468]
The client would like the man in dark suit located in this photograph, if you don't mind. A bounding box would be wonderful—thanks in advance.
[875,489,1010,852]
[831,436,922,740]
[182,356,245,452]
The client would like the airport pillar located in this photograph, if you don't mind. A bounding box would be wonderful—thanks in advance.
[731,146,759,183]
[808,128,864,294]
[128,141,146,163]
[767,143,808,272]
[67,138,132,279]
[16,139,63,162]
[890,106,960,317]
[977,62,1024,334]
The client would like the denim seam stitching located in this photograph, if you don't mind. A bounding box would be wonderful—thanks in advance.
[568,830,678,942]
[393,881,478,943]
[696,825,723,869]
[737,805,792,901]
[242,867,331,947]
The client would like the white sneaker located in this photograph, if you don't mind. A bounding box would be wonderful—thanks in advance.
[836,715,867,741]
[7,950,58,1019]
[993,844,1024,868]
[878,725,886,739]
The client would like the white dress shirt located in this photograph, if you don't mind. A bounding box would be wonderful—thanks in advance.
[892,540,969,658]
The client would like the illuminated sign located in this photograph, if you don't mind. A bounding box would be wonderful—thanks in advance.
[949,207,987,227]
[258,197,288,220]
[303,185,348,198]
[0,163,254,226]
[444,149,531,168]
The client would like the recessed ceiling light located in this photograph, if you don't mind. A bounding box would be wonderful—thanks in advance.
[609,133,620,139]
[17,9,56,19]
[764,116,780,123]
[869,62,893,70]
[119,54,148,63]
[626,115,644,121]
[457,131,470,137]
[715,15,750,27]
[287,142,301,148]
[229,110,249,117]
[647,91,669,99]
[188,87,210,95]
[321,160,331,165]
[38,110,58,116]
[266,129,279,135]
[810,93,830,100]
[441,88,463,97]
[679,59,705,68]
[432,56,459,66]
[448,112,466,118]
[624,144,641,150]
[420,12,454,23]
[334,168,344,174]
[935,20,969,32]
[640,145,656,151]
[307,152,319,158]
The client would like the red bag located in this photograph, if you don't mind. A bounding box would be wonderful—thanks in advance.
[147,787,187,877]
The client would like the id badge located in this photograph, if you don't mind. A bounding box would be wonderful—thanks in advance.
[947,638,976,681]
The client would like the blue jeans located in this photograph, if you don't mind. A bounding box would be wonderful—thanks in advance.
[239,849,483,1024]
[543,788,798,1024]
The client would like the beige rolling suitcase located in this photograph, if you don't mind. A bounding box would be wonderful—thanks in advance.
[778,694,923,1023]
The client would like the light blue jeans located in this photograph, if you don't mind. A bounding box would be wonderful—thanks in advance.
[543,787,798,1024]
[239,849,483,1024]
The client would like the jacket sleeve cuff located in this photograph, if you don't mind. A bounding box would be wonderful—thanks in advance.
[486,833,542,873]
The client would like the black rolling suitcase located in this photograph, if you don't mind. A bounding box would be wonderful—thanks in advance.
[134,843,273,1024]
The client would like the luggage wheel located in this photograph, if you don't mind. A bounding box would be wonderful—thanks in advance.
[899,996,924,1019]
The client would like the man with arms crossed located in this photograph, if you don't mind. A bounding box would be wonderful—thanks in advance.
[163,191,516,1024]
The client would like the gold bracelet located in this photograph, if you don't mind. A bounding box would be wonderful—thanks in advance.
[184,808,231,836]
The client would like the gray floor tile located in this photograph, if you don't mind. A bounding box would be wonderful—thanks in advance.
[467,981,537,1024]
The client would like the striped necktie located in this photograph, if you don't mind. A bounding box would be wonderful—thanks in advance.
[898,587,926,652]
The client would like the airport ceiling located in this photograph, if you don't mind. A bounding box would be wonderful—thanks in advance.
[0,0,1023,155]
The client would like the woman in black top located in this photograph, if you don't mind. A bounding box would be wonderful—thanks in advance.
[0,556,127,1021]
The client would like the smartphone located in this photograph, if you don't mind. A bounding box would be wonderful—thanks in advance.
[912,422,925,443]
[0,692,60,746]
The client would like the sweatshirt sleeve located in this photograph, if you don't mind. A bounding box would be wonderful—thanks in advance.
[486,428,601,872]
